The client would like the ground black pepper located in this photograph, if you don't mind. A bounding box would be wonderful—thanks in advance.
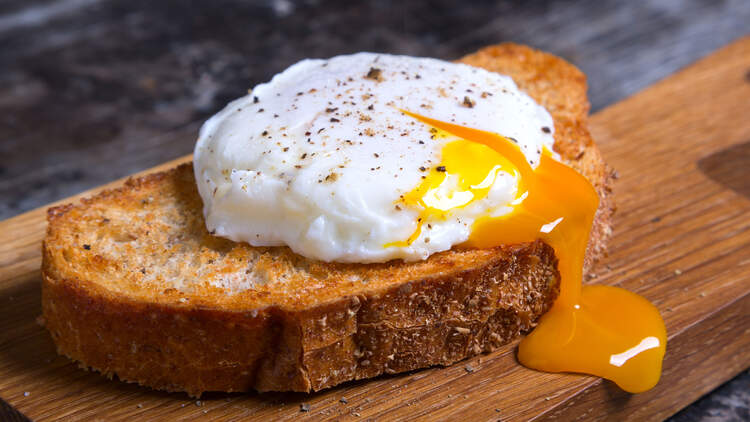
[365,67,383,81]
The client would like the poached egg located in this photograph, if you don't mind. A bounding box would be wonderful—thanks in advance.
[194,53,554,263]
[194,52,666,393]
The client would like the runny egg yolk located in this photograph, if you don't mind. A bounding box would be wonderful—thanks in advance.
[386,131,519,247]
[398,110,667,393]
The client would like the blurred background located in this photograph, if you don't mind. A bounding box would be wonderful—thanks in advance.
[0,1,748,420]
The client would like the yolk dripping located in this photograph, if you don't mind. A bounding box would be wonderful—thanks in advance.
[399,110,667,393]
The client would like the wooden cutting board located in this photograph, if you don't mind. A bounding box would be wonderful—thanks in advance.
[1,37,748,422]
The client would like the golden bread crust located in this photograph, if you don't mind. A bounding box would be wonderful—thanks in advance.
[41,43,612,395]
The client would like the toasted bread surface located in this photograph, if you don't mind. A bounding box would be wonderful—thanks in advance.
[42,43,612,395]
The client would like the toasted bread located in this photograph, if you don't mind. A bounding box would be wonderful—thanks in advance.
[41,43,613,396]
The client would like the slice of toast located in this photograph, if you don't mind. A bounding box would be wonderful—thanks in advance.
[41,44,614,396]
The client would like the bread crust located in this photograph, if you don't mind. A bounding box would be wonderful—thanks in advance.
[43,235,558,395]
[41,43,613,396]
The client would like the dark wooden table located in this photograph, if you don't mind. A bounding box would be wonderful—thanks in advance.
[0,1,748,420]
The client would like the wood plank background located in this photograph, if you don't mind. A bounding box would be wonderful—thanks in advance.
[0,33,748,422]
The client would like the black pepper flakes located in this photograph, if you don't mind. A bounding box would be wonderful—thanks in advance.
[326,107,339,113]
[419,166,426,172]
[253,96,259,103]
[258,108,264,113]
[436,166,446,172]
[261,130,268,136]
[365,67,383,81]
[541,126,551,133]
[462,96,475,108]
[330,118,340,122]
[83,244,91,250]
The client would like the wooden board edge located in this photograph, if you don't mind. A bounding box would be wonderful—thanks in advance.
[0,398,28,422]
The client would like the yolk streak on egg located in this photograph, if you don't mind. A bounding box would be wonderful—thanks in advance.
[400,110,667,393]
[386,139,519,248]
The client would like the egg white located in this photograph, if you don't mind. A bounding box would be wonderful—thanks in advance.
[194,53,555,263]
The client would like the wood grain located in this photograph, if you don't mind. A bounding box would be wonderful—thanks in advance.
[0,37,749,421]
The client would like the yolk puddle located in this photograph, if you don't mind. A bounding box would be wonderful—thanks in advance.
[399,110,667,393]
